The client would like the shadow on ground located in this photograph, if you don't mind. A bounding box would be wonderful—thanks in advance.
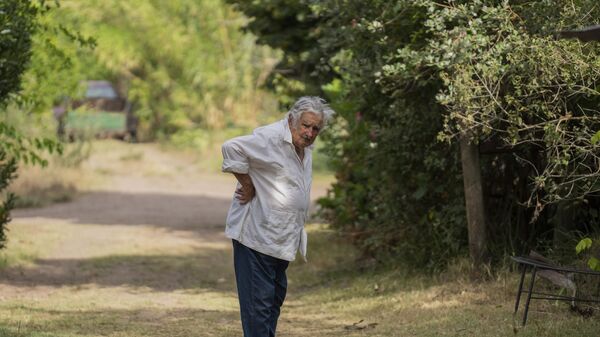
[13,191,232,230]
[0,249,235,292]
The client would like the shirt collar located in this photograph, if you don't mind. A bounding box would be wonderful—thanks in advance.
[282,118,293,144]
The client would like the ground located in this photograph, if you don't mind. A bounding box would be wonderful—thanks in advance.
[0,140,339,337]
[1,140,599,337]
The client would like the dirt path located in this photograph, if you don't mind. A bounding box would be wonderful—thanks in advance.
[0,141,332,337]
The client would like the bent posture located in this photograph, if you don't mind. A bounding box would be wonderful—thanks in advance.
[222,96,334,337]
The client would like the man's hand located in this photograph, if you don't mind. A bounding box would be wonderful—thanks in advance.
[233,173,255,204]
[235,184,255,204]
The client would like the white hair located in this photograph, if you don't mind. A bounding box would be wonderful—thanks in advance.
[287,96,335,129]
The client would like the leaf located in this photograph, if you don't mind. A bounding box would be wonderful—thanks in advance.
[576,238,593,254]
[412,185,427,200]
[588,257,600,272]
[591,131,600,145]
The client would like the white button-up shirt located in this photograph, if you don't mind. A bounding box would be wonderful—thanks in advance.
[221,119,311,261]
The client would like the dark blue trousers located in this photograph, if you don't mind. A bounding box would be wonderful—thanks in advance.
[233,240,289,337]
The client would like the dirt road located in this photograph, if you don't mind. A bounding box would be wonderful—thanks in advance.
[1,141,332,337]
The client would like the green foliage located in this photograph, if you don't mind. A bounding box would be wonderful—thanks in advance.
[0,122,61,167]
[576,237,600,271]
[576,238,593,254]
[0,150,17,249]
[1,0,66,166]
[0,0,36,250]
[225,0,339,105]
[232,0,600,270]
[231,0,468,269]
[36,0,280,138]
[1,0,69,250]
[0,0,38,103]
[1,0,92,111]
[429,1,600,210]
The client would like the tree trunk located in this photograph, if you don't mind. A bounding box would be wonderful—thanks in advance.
[460,133,488,270]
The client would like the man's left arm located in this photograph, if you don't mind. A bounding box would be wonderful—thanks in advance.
[233,172,255,204]
[222,135,262,204]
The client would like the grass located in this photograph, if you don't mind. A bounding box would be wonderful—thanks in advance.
[8,141,93,208]
[284,226,600,337]
[0,220,65,269]
[9,165,79,208]
[0,219,240,337]
[2,140,598,336]
[1,222,599,337]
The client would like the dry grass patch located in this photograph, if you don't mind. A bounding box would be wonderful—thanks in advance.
[0,221,66,269]
[10,165,79,208]
[1,222,599,337]
[8,141,95,208]
[282,225,600,337]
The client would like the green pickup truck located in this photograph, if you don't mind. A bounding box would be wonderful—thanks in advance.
[54,81,137,141]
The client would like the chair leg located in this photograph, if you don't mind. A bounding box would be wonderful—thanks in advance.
[514,266,527,314]
[522,266,537,326]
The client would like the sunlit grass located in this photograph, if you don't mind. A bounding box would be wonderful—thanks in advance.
[10,165,79,208]
[0,219,240,337]
[0,221,64,269]
[283,225,600,337]
[1,222,600,336]
[2,141,597,336]
[8,141,93,208]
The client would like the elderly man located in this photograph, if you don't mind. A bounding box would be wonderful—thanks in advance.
[221,96,334,337]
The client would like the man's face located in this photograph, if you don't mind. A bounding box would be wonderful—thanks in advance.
[289,111,323,149]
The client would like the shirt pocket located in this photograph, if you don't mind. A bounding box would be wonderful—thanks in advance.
[264,209,299,245]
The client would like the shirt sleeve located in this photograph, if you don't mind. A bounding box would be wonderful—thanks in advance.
[221,134,263,174]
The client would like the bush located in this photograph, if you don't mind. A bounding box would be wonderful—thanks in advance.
[0,151,17,249]
[229,0,600,271]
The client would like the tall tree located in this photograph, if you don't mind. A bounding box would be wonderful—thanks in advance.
[225,0,339,104]
[460,134,487,269]
[0,0,39,248]
[46,0,280,136]
[229,0,600,270]
[1,0,64,249]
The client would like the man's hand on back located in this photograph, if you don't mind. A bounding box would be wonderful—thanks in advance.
[235,183,255,204]
[233,173,255,204]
